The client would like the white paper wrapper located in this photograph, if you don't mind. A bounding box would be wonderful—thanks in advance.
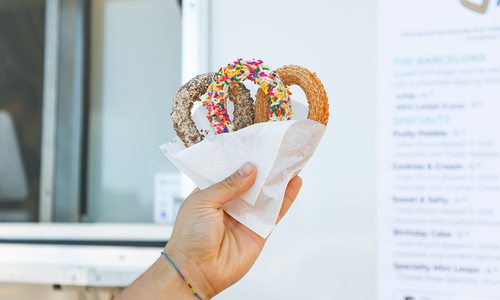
[160,103,326,237]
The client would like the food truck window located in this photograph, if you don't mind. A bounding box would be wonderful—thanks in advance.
[0,0,183,224]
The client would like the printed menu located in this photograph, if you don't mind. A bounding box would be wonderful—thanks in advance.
[377,1,500,299]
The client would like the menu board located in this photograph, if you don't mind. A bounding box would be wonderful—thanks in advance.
[377,1,500,299]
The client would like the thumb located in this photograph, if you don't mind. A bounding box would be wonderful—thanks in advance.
[194,162,257,208]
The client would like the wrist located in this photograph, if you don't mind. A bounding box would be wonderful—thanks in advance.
[164,243,216,299]
[153,257,192,299]
[119,255,193,300]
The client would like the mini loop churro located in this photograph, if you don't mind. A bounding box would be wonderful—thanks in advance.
[255,65,329,126]
[204,58,292,134]
[171,73,254,148]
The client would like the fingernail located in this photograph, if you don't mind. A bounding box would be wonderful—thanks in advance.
[238,162,254,177]
[294,176,303,188]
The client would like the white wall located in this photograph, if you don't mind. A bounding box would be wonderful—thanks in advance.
[209,1,378,299]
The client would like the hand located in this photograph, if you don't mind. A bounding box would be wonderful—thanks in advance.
[117,162,302,300]
[165,162,302,299]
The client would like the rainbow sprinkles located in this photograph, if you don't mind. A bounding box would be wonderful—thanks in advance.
[204,58,293,134]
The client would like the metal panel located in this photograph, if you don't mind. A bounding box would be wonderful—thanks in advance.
[180,0,212,197]
[40,0,88,222]
[181,0,211,83]
[0,223,172,242]
[39,0,61,222]
[0,244,159,287]
[0,223,171,286]
[53,0,88,222]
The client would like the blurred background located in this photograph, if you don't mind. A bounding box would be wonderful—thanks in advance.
[0,0,499,299]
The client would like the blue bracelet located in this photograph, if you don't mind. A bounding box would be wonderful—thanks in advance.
[160,251,204,300]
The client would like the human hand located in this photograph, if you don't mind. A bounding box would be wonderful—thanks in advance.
[165,162,302,299]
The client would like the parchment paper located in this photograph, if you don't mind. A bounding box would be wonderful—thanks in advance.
[160,103,325,237]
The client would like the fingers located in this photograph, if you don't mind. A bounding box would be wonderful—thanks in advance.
[276,176,302,224]
[192,162,257,208]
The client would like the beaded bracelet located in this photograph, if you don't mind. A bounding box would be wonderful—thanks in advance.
[160,251,204,300]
